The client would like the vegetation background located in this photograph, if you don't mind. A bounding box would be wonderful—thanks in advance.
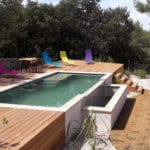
[0,0,150,70]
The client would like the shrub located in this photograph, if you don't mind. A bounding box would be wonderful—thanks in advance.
[107,56,114,63]
[134,68,147,78]
[125,70,132,78]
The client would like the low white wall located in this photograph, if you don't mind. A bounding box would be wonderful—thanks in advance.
[103,73,113,86]
[110,85,128,128]
[81,84,128,131]
[62,95,84,141]
[81,109,112,131]
[83,83,105,107]
[105,86,118,97]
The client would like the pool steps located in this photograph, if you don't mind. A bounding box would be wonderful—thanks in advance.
[43,73,72,84]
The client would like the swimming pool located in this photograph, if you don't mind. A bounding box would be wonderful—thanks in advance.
[0,72,104,107]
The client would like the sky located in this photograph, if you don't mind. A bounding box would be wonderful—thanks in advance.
[25,0,150,31]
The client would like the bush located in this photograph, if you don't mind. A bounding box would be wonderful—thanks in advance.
[134,68,147,78]
[125,70,132,78]
[107,56,114,63]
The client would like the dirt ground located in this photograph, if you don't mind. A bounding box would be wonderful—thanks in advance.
[110,90,150,150]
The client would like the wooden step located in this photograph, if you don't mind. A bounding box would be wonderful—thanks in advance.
[120,75,127,83]
[137,86,144,94]
[128,82,138,92]
[126,79,132,86]
[131,82,138,90]
[114,72,122,79]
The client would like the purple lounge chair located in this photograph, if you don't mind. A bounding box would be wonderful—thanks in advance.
[84,49,93,64]
[0,63,20,76]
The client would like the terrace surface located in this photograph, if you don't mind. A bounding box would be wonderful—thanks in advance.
[0,108,65,150]
[2,60,149,150]
[0,60,124,150]
[0,60,124,87]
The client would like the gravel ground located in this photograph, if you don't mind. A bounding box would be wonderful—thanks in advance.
[63,132,116,150]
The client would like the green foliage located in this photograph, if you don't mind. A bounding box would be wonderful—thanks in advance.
[143,31,150,48]
[65,112,110,149]
[101,7,135,64]
[0,0,25,57]
[75,113,107,149]
[76,113,97,140]
[125,67,148,78]
[134,68,147,78]
[125,70,132,78]
[0,0,149,68]
[55,0,104,58]
[89,137,101,150]
[2,117,8,124]
[107,56,114,63]
[114,77,120,84]
[94,58,102,62]
[128,22,148,65]
[134,0,150,13]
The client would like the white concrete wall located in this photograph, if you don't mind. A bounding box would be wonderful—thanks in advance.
[110,86,128,128]
[103,73,113,86]
[81,84,128,131]
[81,109,111,131]
[105,86,119,97]
[63,95,84,141]
[83,85,105,106]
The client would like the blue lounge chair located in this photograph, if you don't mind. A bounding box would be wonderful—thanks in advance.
[42,51,60,67]
[84,49,94,64]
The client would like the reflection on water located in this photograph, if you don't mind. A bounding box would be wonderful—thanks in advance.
[21,83,39,91]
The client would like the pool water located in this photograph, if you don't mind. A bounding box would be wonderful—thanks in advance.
[0,73,103,107]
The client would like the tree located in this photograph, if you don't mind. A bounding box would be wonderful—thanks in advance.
[55,0,103,58]
[0,0,25,57]
[134,0,150,13]
[101,7,134,64]
[133,0,150,67]
[128,22,147,69]
[0,0,147,68]
[25,1,59,57]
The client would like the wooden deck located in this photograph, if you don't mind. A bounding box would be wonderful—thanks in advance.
[0,108,65,150]
[0,60,124,87]
[42,60,124,75]
[0,61,124,150]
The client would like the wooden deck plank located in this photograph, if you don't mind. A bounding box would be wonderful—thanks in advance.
[17,112,61,143]
[21,113,65,150]
[0,110,47,134]
[42,60,124,75]
[0,108,20,119]
[0,108,65,150]
[1,111,56,141]
[0,111,50,140]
